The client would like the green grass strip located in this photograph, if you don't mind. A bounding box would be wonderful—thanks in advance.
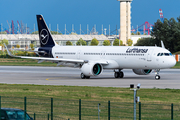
[0,84,180,104]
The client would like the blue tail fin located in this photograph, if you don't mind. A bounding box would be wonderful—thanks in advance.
[36,15,57,47]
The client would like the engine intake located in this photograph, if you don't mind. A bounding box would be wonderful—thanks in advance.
[132,69,152,75]
[81,62,103,76]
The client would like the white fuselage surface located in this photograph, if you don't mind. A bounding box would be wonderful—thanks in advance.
[52,45,176,69]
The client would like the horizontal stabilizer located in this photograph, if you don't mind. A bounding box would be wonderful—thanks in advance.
[10,49,47,54]
[4,43,15,57]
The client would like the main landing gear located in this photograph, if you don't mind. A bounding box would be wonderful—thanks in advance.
[114,69,124,78]
[81,73,90,79]
[154,69,160,80]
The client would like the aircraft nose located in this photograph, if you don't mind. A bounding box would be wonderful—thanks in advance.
[170,57,176,67]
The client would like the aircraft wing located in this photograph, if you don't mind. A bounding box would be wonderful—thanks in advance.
[21,56,85,63]
[4,43,108,65]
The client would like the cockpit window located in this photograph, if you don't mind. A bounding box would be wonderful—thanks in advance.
[157,53,173,56]
[164,53,170,56]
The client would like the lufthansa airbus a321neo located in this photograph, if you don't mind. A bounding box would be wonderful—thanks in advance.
[5,15,176,80]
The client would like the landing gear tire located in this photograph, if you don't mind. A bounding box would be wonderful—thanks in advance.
[81,73,86,79]
[155,75,160,80]
[114,72,120,78]
[119,72,124,78]
[114,71,124,78]
[81,73,90,79]
[154,69,161,80]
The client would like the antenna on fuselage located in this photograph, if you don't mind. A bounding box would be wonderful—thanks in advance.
[161,40,165,48]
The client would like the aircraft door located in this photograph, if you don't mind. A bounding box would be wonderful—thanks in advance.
[101,51,106,59]
[77,50,81,59]
[147,49,153,61]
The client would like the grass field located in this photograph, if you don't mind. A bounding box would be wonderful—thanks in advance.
[0,84,180,104]
[0,84,180,119]
[0,58,57,66]
[172,61,180,68]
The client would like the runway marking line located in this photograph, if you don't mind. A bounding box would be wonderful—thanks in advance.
[46,77,63,81]
[46,76,78,81]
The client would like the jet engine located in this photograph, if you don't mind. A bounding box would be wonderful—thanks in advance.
[132,69,152,75]
[81,62,103,76]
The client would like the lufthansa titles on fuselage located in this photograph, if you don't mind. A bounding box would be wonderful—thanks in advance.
[126,48,148,53]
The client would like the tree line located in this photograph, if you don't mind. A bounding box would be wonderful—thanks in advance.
[135,17,180,53]
[66,38,133,46]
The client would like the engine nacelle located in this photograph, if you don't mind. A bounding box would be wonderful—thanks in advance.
[81,62,103,76]
[132,69,152,75]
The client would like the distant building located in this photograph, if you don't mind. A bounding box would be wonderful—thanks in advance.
[0,34,152,49]
[1,34,110,49]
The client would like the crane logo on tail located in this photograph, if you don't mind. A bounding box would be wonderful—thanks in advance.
[40,29,49,45]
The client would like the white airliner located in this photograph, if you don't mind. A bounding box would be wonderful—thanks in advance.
[5,15,176,80]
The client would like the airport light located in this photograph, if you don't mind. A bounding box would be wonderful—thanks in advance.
[130,83,140,120]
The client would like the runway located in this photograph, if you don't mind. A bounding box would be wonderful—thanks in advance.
[0,66,180,89]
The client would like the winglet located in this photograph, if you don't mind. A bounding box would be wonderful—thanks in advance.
[161,40,165,48]
[4,43,15,57]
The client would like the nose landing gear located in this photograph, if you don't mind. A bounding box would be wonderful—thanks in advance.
[154,69,160,80]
